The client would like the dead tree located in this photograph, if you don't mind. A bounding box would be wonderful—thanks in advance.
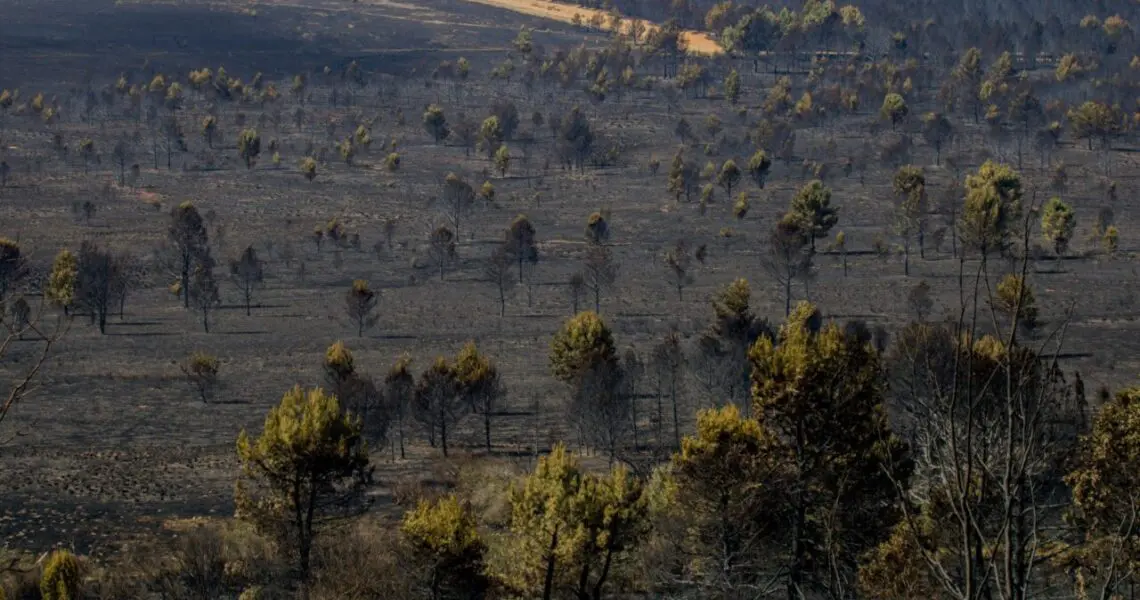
[428,226,457,281]
[663,239,694,301]
[344,279,379,337]
[440,174,475,242]
[485,245,515,317]
[413,358,464,457]
[76,241,126,334]
[229,245,265,316]
[761,218,813,316]
[0,296,70,433]
[188,261,221,333]
[581,245,618,314]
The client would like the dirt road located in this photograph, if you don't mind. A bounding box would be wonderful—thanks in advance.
[457,0,723,55]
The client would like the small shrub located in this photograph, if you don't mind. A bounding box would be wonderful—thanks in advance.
[182,351,220,403]
[994,274,1038,328]
[733,192,749,220]
[300,157,317,181]
[40,550,81,600]
[1103,225,1120,256]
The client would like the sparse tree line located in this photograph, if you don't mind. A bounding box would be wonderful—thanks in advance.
[4,151,1126,600]
[0,0,1137,195]
[0,54,616,188]
[2,2,1138,275]
[28,200,265,336]
[15,270,1140,600]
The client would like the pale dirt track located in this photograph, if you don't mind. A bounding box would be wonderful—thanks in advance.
[444,0,723,55]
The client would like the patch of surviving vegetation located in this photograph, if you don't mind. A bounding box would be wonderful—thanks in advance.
[3,0,1140,597]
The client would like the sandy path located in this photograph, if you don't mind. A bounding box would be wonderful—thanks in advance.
[457,0,723,55]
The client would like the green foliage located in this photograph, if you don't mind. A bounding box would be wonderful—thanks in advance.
[892,165,926,270]
[1064,387,1140,597]
[666,404,786,589]
[892,165,925,202]
[454,341,498,400]
[716,159,741,195]
[840,4,864,28]
[747,149,771,188]
[324,340,355,385]
[747,302,908,596]
[479,116,504,156]
[148,74,166,93]
[858,496,947,599]
[794,91,813,119]
[423,104,449,143]
[1104,14,1131,41]
[1041,196,1076,257]
[1067,101,1122,149]
[880,92,908,126]
[724,68,740,105]
[954,46,983,85]
[401,494,488,598]
[733,191,749,220]
[1104,225,1120,256]
[386,152,401,171]
[182,351,220,403]
[700,183,714,206]
[788,179,838,250]
[336,137,355,166]
[715,279,752,328]
[549,311,616,384]
[995,273,1038,329]
[40,550,80,600]
[702,115,721,139]
[763,76,793,114]
[354,124,372,149]
[299,157,317,181]
[238,128,261,169]
[1055,53,1083,82]
[585,211,609,245]
[201,116,217,146]
[165,82,183,109]
[960,160,1022,256]
[188,67,213,88]
[345,279,379,337]
[46,249,77,310]
[494,144,511,177]
[700,160,717,181]
[500,444,650,598]
[235,386,368,581]
[499,444,581,592]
